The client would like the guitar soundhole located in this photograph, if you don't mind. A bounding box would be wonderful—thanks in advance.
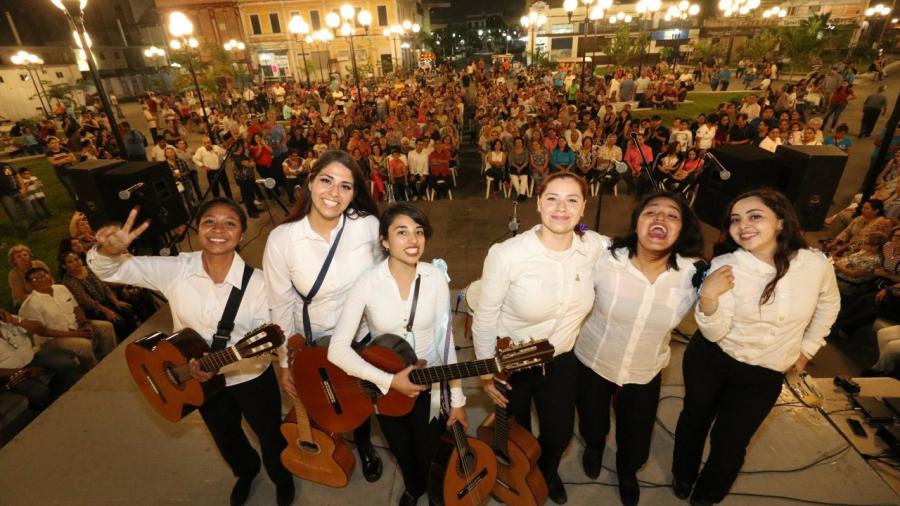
[455,451,476,477]
[163,362,185,390]
[298,440,321,455]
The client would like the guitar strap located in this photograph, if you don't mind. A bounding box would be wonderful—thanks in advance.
[211,264,255,352]
[404,275,422,346]
[294,215,346,342]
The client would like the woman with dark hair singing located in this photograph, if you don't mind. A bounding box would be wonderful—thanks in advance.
[671,189,840,506]
[474,172,603,504]
[327,203,467,506]
[262,150,385,483]
[576,192,703,506]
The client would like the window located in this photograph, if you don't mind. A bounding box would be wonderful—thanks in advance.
[377,5,388,26]
[0,76,4,83]
[56,71,64,78]
[552,24,574,34]
[309,10,321,30]
[551,37,573,50]
[19,74,27,81]
[269,13,281,33]
[250,14,262,35]
[98,52,106,60]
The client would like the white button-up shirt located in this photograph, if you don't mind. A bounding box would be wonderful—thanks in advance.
[192,145,226,171]
[695,248,840,372]
[87,250,271,386]
[262,214,381,367]
[19,285,80,345]
[576,241,699,385]
[0,321,35,369]
[407,148,432,176]
[327,260,465,407]
[473,226,603,361]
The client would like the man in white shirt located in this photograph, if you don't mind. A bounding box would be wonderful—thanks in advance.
[18,266,115,373]
[147,137,169,162]
[739,95,761,121]
[272,83,286,104]
[192,136,232,199]
[695,115,715,150]
[596,134,623,173]
[669,119,694,153]
[758,127,783,153]
[0,310,80,409]
[406,139,432,201]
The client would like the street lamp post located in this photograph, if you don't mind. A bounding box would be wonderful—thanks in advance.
[521,11,547,66]
[719,0,761,64]
[143,45,166,71]
[223,40,246,92]
[167,12,210,133]
[11,51,50,119]
[662,2,700,64]
[51,0,127,157]
[288,15,312,88]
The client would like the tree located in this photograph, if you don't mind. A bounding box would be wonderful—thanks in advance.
[736,30,777,61]
[607,27,639,66]
[775,13,836,78]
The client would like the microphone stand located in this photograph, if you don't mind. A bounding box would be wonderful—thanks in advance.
[159,140,243,255]
[629,132,660,193]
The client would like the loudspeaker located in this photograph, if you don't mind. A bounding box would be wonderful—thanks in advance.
[69,160,188,252]
[776,144,847,231]
[694,145,787,227]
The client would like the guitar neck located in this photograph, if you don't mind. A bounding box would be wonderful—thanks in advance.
[198,346,239,373]
[451,421,471,455]
[293,398,316,442]
[409,358,497,385]
[492,380,510,457]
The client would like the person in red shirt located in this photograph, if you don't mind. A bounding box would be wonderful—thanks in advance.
[624,133,655,197]
[823,80,855,130]
[428,142,452,199]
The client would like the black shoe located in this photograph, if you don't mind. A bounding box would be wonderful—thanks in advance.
[582,447,603,479]
[860,368,883,377]
[358,443,383,482]
[398,490,419,506]
[229,470,259,506]
[546,474,568,504]
[689,497,714,506]
[276,479,295,506]
[673,478,692,500]
[618,474,640,506]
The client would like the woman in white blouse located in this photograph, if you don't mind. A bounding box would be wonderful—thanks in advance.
[672,189,840,506]
[474,172,603,505]
[88,200,295,506]
[262,150,384,482]
[576,192,703,506]
[327,203,466,506]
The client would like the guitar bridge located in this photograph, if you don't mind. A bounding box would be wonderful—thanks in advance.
[456,467,489,500]
[141,364,167,403]
[318,368,343,415]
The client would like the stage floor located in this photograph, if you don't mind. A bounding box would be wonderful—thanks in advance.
[0,306,897,506]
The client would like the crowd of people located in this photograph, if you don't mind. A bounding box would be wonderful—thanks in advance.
[0,51,897,506]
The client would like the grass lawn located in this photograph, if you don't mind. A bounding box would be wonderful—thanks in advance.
[0,157,77,310]
[631,90,753,124]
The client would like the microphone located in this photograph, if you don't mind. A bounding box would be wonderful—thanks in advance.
[508,202,520,234]
[613,161,629,174]
[704,152,732,181]
[256,178,277,189]
[118,182,145,200]
[159,247,172,257]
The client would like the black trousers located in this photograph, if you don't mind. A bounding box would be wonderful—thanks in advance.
[206,168,233,199]
[9,349,81,409]
[576,360,662,477]
[236,179,260,217]
[860,107,881,137]
[199,366,292,487]
[376,391,443,497]
[507,351,578,481]
[672,336,783,503]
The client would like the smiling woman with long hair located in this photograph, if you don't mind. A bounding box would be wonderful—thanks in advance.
[575,192,702,506]
[262,150,385,483]
[671,189,839,505]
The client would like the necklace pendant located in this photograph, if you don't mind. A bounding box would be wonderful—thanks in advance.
[576,273,581,282]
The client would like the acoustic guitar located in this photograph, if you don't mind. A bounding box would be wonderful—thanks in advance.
[477,340,548,506]
[295,334,555,434]
[429,420,498,506]
[280,334,355,487]
[125,324,283,422]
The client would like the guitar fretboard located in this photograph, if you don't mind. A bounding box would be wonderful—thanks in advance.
[409,359,497,385]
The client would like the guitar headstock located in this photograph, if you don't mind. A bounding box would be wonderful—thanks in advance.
[495,338,555,374]
[285,334,307,368]
[235,324,285,359]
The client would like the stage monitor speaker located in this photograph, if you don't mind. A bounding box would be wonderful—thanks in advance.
[775,144,847,231]
[693,145,787,227]
[70,160,187,252]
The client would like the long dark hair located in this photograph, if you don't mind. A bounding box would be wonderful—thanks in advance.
[610,191,703,270]
[284,150,379,223]
[715,189,806,305]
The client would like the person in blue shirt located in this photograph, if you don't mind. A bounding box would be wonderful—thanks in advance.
[718,67,732,91]
[824,124,852,153]
[550,137,577,173]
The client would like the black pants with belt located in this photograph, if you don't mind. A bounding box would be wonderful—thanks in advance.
[507,351,578,482]
[199,366,293,488]
[576,360,662,477]
[376,390,444,497]
[672,335,783,503]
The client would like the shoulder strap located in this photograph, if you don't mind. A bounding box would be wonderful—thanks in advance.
[295,216,346,341]
[211,264,254,352]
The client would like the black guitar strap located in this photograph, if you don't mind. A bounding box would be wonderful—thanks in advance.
[405,275,422,334]
[295,216,346,342]
[211,264,255,352]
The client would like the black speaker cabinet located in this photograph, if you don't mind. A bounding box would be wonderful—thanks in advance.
[69,160,187,251]
[694,145,787,227]
[776,144,847,231]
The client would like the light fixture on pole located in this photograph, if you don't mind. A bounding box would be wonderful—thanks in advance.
[222,40,246,92]
[50,0,127,157]
[11,51,50,119]
[389,24,405,71]
[635,0,662,72]
[718,0,761,64]
[166,11,210,133]
[521,11,547,66]
[288,15,312,88]
[143,45,167,71]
